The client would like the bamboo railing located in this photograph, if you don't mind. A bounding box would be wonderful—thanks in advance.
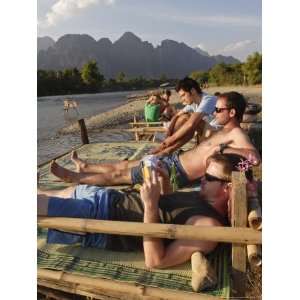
[37,218,261,245]
[38,269,221,300]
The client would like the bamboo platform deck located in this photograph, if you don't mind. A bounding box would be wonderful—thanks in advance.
[38,141,262,300]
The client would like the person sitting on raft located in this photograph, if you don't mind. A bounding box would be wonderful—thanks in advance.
[50,91,260,189]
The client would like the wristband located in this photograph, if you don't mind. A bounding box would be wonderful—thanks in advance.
[219,143,228,154]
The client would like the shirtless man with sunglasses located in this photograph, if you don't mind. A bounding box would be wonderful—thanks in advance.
[50,91,260,189]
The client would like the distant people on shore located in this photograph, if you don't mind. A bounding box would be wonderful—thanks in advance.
[160,89,176,121]
[144,90,176,122]
[144,93,163,122]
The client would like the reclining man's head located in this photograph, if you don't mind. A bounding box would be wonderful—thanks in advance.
[213,91,247,126]
[175,77,202,105]
[201,153,252,212]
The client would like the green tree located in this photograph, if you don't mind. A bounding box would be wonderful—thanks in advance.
[159,74,168,83]
[81,60,104,90]
[116,71,126,83]
[242,52,262,85]
[209,63,229,86]
[190,70,209,85]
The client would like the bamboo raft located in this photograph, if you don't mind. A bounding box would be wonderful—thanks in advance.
[38,140,262,300]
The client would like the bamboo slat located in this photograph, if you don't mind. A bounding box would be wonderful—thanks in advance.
[38,269,221,300]
[127,127,166,133]
[37,217,262,244]
[129,122,163,126]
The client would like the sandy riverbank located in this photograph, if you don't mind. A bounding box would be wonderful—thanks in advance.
[59,85,262,135]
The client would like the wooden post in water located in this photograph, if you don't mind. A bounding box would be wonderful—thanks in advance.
[78,119,89,144]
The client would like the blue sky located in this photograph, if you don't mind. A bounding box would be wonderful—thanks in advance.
[38,0,261,61]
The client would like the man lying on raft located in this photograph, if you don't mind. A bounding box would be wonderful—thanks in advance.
[50,91,260,188]
[39,154,247,268]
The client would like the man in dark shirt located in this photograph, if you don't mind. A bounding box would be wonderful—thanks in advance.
[38,153,246,269]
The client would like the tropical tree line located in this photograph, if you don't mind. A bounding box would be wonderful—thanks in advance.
[37,60,176,97]
[190,52,262,87]
[38,52,261,96]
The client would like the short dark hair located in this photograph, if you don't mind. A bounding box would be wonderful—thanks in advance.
[175,77,202,94]
[219,91,247,122]
[214,92,221,97]
[164,89,171,96]
[207,153,253,182]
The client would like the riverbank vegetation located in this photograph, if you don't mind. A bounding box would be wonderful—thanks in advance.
[37,52,261,97]
[190,52,262,87]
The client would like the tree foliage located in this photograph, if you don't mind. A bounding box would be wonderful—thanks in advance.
[242,52,262,85]
[37,52,262,97]
[189,52,262,87]
[81,60,104,89]
[190,71,209,85]
[37,66,177,97]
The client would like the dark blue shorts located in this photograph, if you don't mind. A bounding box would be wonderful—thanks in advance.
[47,185,112,248]
[130,152,190,188]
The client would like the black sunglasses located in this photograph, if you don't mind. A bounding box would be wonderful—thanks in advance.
[204,173,229,183]
[215,107,230,113]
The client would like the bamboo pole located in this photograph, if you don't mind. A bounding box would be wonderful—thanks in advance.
[247,244,262,267]
[127,127,166,133]
[248,197,262,230]
[231,172,247,298]
[133,115,140,141]
[129,122,163,126]
[78,118,89,144]
[38,269,221,300]
[37,217,261,244]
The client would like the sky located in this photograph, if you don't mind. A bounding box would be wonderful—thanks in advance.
[37,0,261,61]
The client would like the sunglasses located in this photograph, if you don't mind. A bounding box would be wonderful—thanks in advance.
[204,173,229,183]
[215,107,230,113]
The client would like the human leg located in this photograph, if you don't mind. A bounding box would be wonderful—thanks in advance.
[50,160,133,185]
[71,151,140,173]
[37,186,77,216]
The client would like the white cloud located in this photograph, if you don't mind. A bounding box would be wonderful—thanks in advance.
[221,40,255,53]
[39,0,115,28]
[196,43,206,51]
[149,13,260,28]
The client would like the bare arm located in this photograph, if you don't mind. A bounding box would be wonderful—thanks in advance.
[223,128,261,165]
[163,112,204,147]
[141,173,218,269]
[166,110,185,136]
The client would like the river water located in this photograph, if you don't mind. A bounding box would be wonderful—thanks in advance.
[37,90,144,164]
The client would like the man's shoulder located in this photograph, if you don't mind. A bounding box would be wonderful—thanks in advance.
[229,126,248,138]
[201,92,217,101]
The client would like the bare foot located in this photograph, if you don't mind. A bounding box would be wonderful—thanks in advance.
[50,160,79,183]
[71,151,87,172]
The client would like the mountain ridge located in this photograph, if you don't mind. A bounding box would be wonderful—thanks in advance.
[37,32,240,78]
